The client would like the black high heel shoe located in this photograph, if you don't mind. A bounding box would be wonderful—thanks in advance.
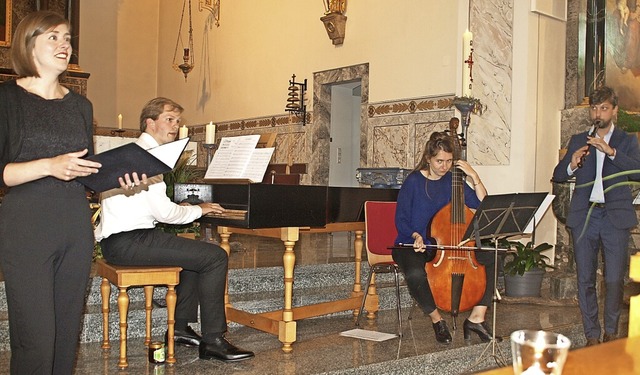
[463,319,502,343]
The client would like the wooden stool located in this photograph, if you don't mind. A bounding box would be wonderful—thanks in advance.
[95,258,182,369]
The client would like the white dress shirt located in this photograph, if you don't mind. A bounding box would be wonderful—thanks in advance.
[566,124,615,203]
[94,133,202,241]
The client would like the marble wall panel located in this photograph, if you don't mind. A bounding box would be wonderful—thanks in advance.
[372,124,409,168]
[312,63,370,185]
[565,0,584,108]
[414,120,454,166]
[368,110,454,170]
[273,131,306,165]
[470,0,513,166]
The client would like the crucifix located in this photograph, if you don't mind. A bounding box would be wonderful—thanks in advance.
[465,48,474,84]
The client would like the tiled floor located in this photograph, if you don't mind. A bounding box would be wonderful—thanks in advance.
[0,232,632,374]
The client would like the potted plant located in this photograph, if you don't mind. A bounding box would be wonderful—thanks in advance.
[158,150,202,239]
[501,240,554,297]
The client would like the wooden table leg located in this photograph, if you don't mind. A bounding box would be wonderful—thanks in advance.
[218,226,232,311]
[100,278,111,350]
[166,285,177,365]
[351,230,365,317]
[117,287,129,369]
[279,227,298,353]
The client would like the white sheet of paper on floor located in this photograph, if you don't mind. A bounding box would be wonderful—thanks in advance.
[339,328,398,342]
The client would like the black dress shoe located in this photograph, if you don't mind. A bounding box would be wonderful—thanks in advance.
[432,320,452,344]
[585,337,600,347]
[165,326,202,347]
[199,336,255,362]
[603,333,617,343]
[463,319,502,343]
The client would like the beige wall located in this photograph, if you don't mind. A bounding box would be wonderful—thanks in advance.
[80,0,159,130]
[153,0,460,124]
[79,0,565,247]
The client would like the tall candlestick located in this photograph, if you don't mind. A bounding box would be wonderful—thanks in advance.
[178,125,188,139]
[205,122,216,144]
[462,29,473,97]
[118,114,123,129]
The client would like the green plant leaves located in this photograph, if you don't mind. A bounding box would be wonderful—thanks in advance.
[503,241,554,276]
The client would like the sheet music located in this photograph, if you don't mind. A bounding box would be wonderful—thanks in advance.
[147,137,190,169]
[204,135,273,182]
[339,328,397,342]
[242,148,275,182]
[523,194,555,234]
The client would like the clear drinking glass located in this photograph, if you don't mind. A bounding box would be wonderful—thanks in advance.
[510,330,571,375]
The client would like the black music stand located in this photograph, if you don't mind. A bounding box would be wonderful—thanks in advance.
[461,192,550,370]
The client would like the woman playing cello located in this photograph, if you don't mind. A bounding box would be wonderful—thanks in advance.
[393,130,498,344]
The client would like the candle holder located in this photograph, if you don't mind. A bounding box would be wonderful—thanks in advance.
[202,143,218,170]
[451,96,484,147]
[111,128,126,136]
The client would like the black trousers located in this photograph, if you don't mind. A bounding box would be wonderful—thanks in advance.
[100,228,229,336]
[392,247,496,315]
[0,184,94,375]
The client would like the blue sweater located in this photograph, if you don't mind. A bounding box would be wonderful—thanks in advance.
[394,170,481,245]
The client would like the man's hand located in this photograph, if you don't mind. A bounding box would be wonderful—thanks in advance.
[198,202,225,215]
[118,172,148,190]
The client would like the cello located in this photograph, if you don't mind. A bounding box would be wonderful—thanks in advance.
[425,118,486,327]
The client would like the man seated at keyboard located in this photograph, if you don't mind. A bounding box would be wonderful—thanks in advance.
[94,97,254,363]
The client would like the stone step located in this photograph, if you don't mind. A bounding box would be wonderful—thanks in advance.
[0,262,411,351]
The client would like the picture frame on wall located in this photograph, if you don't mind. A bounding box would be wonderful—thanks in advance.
[0,0,12,47]
[606,0,640,112]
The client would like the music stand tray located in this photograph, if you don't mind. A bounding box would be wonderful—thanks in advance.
[463,192,550,243]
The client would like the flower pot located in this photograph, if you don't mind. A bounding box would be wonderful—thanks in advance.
[504,267,545,297]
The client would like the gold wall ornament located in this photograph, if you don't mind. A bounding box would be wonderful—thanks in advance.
[321,0,347,45]
[322,0,347,15]
[199,0,220,27]
[172,0,195,81]
[320,12,347,45]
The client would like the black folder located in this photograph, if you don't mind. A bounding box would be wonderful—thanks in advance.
[78,137,190,193]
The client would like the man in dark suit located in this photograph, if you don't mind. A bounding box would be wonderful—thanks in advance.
[553,86,640,346]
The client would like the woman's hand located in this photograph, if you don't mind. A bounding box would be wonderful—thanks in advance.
[456,159,487,199]
[413,233,427,253]
[49,149,101,181]
[455,160,478,181]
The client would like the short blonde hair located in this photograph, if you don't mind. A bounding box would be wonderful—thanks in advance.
[139,97,184,132]
[11,11,70,78]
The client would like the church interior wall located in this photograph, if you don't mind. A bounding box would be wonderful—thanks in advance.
[1,0,568,252]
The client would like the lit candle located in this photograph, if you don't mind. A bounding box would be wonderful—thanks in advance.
[205,121,216,144]
[462,29,473,97]
[118,114,123,129]
[178,125,188,139]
